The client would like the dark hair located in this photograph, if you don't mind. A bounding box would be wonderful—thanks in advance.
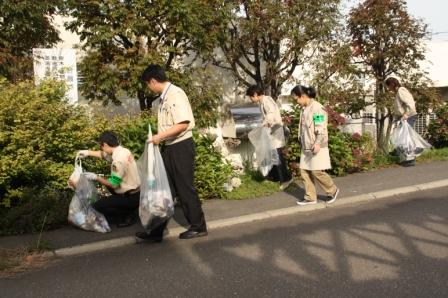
[246,85,264,97]
[385,77,401,89]
[290,85,316,98]
[97,131,119,147]
[140,64,167,83]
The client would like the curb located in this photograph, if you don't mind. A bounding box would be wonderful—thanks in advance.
[44,179,448,258]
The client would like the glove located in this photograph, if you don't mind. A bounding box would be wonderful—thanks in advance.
[84,172,97,181]
[77,150,89,158]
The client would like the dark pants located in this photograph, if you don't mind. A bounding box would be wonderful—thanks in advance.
[93,191,140,223]
[149,138,206,237]
[268,148,292,183]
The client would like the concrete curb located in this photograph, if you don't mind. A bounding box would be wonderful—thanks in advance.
[46,179,448,257]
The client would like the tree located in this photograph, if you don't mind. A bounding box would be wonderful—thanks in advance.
[347,0,440,151]
[207,0,341,99]
[63,0,223,128]
[0,1,61,82]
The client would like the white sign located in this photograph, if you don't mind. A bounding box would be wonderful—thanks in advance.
[33,48,78,105]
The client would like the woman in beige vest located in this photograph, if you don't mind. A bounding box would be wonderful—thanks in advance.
[290,85,339,205]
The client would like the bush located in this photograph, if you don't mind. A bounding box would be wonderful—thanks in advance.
[0,187,72,236]
[425,104,448,148]
[0,79,101,209]
[194,133,233,201]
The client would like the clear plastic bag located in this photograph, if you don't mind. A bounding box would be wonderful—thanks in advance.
[67,157,83,189]
[391,120,432,161]
[248,127,280,176]
[137,124,174,231]
[68,174,111,233]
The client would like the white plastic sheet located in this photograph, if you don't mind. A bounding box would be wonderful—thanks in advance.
[68,173,111,233]
[391,120,432,161]
[137,124,174,231]
[248,127,280,176]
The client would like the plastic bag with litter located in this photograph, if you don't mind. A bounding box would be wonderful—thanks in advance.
[391,120,432,161]
[68,173,111,233]
[248,127,280,176]
[137,124,174,231]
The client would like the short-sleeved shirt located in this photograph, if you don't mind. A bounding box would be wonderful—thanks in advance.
[154,83,195,145]
[102,146,140,194]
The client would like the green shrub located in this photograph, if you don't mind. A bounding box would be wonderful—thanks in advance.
[194,133,233,201]
[0,187,72,236]
[0,79,101,209]
[425,104,448,148]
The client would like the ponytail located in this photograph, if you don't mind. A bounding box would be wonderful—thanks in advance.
[290,85,317,98]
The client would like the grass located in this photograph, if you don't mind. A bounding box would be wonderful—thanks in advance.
[224,171,279,200]
[0,240,54,277]
[416,147,448,162]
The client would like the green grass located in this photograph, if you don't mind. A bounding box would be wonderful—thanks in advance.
[417,147,448,162]
[224,172,279,200]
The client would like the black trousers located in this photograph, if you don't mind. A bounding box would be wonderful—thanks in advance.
[149,138,207,237]
[93,191,140,223]
[268,148,292,183]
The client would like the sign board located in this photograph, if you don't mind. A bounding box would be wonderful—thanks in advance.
[33,48,78,105]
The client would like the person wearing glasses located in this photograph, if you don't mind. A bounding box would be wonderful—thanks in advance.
[77,131,141,228]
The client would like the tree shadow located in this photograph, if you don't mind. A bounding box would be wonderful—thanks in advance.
[168,196,448,296]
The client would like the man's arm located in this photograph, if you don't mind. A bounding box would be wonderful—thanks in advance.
[151,121,189,145]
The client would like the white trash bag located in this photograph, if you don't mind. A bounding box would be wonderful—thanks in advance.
[68,173,111,233]
[67,157,83,189]
[391,120,432,161]
[137,124,174,231]
[248,127,280,176]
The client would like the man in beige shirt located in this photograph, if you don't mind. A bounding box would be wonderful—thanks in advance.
[77,131,141,227]
[136,64,207,242]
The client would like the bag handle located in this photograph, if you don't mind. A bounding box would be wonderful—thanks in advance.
[148,123,153,139]
[74,156,82,169]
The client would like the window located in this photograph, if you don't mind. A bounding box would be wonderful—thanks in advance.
[363,112,374,124]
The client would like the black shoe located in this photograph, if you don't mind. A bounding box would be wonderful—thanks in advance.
[135,232,163,243]
[116,216,136,228]
[179,230,208,240]
[401,160,416,167]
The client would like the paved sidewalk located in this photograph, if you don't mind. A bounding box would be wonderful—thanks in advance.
[1,160,447,255]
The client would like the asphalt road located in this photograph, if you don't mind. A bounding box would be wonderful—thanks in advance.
[1,187,447,298]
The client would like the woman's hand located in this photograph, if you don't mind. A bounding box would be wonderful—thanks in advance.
[312,144,321,154]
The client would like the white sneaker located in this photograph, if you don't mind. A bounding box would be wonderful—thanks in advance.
[327,188,340,204]
[296,199,317,206]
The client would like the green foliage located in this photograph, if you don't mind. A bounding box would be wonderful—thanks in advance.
[0,79,100,208]
[63,0,223,127]
[0,187,72,236]
[0,0,62,82]
[425,104,448,149]
[417,147,448,162]
[194,133,233,201]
